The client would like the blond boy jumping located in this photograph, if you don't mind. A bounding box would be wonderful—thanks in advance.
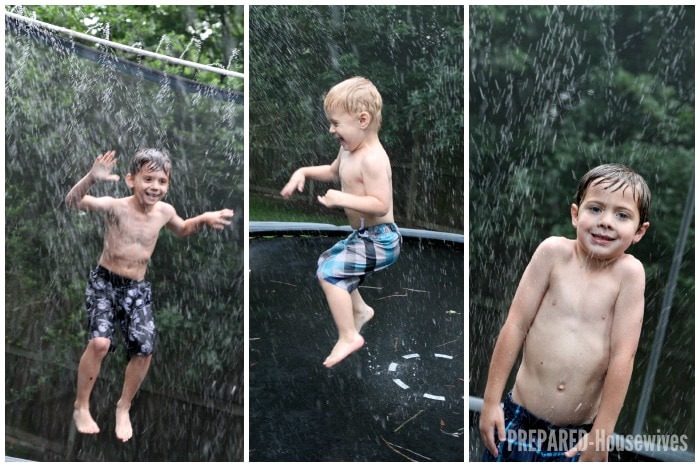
[281,77,401,368]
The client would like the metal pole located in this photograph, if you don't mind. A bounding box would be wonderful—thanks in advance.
[632,172,694,435]
[5,11,245,79]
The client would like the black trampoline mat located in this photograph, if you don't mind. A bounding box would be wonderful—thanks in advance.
[249,234,464,461]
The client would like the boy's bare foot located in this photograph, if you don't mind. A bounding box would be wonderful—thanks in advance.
[73,406,100,434]
[323,334,365,368]
[115,402,133,442]
[354,306,374,333]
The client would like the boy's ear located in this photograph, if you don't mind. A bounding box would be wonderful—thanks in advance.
[633,221,650,244]
[358,111,371,129]
[125,173,135,188]
[570,204,579,228]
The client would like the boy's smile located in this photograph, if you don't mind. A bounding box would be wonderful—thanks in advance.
[127,167,170,209]
[591,232,615,245]
[325,107,365,152]
[571,181,648,261]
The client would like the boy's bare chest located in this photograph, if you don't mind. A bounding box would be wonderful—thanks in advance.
[338,154,364,190]
[542,262,621,324]
[107,209,164,246]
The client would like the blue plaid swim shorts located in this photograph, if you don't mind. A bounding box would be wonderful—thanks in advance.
[482,392,593,462]
[85,265,156,360]
[317,223,401,292]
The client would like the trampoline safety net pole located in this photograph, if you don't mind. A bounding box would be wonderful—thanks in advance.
[5,10,244,79]
[632,172,694,435]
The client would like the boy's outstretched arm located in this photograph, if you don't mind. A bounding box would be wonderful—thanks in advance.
[479,238,556,457]
[166,208,235,238]
[65,150,121,211]
[280,157,339,198]
[565,259,646,462]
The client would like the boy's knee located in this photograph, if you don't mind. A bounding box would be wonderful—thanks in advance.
[134,354,152,364]
[87,337,111,356]
[127,354,153,370]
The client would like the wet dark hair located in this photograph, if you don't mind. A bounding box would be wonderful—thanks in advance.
[575,163,651,228]
[128,148,172,178]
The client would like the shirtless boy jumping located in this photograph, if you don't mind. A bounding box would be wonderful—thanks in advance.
[479,164,651,461]
[66,149,234,442]
[281,77,401,368]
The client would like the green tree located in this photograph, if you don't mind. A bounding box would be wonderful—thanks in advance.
[5,5,243,90]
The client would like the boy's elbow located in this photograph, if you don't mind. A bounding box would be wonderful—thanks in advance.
[175,220,198,238]
[172,225,190,239]
[65,195,79,209]
[65,189,88,210]
[376,201,390,217]
[181,224,197,238]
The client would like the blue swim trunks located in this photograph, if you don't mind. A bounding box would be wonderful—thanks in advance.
[482,392,593,462]
[317,223,401,292]
[85,265,156,360]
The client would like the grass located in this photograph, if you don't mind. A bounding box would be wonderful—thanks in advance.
[249,193,346,225]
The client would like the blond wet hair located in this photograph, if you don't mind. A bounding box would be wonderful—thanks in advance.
[324,76,383,132]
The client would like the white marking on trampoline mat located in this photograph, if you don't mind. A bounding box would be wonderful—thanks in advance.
[393,379,410,389]
[386,352,458,402]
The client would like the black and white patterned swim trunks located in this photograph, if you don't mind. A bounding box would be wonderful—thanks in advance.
[85,265,156,359]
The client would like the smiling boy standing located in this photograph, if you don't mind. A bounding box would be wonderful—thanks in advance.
[281,77,401,368]
[479,164,651,461]
[65,149,234,442]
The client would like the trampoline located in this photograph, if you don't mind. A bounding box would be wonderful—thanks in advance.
[249,222,464,462]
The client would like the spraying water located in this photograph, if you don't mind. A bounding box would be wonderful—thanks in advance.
[5,12,244,461]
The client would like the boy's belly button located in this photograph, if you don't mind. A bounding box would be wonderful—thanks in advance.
[557,382,566,391]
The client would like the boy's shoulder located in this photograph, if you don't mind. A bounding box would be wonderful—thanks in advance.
[614,251,645,277]
[358,141,390,165]
[537,236,575,255]
[155,199,175,211]
[529,237,576,268]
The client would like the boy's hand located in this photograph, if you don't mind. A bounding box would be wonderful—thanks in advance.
[565,431,609,462]
[479,402,506,458]
[90,150,120,183]
[204,209,235,230]
[280,171,305,198]
[317,189,342,208]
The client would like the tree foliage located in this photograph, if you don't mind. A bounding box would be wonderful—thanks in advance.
[5,4,243,90]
